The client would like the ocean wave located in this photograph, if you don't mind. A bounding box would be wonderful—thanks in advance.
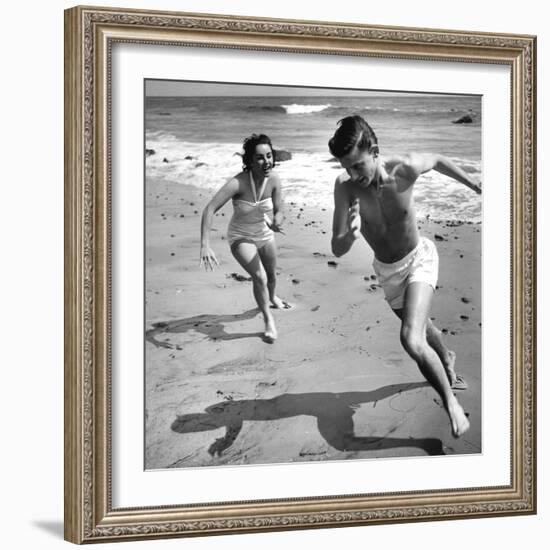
[145,138,481,222]
[146,130,179,142]
[247,105,287,114]
[323,105,476,118]
[281,104,332,114]
[244,103,332,115]
[447,157,482,174]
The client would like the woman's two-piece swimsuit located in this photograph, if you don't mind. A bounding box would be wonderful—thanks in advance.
[227,171,274,248]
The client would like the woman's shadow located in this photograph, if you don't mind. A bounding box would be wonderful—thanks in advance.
[146,308,263,348]
[171,382,444,458]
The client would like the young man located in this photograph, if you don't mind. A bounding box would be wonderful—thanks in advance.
[329,115,481,438]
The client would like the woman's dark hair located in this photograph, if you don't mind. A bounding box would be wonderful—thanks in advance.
[242,134,276,171]
[328,115,379,158]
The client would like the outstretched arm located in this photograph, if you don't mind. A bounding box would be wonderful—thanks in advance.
[331,178,361,257]
[431,155,482,194]
[200,178,238,270]
[396,153,481,194]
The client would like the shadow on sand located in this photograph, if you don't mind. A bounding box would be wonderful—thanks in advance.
[171,382,444,458]
[146,308,264,349]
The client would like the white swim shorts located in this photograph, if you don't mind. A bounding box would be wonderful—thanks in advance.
[372,237,439,310]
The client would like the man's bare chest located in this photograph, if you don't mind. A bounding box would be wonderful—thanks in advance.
[353,183,414,229]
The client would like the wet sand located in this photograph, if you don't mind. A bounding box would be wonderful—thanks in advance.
[145,178,482,469]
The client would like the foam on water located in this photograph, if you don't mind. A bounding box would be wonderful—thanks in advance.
[281,103,332,114]
[146,136,481,222]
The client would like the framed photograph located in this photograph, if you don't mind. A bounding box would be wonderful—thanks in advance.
[64,5,536,544]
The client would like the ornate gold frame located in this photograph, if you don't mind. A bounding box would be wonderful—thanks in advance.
[64,5,536,544]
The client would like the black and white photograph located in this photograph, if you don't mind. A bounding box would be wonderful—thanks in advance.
[144,80,483,470]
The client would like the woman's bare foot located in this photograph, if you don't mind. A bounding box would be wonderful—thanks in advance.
[447,395,470,438]
[270,296,293,309]
[263,317,278,343]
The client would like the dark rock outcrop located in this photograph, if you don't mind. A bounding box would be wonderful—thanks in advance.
[274,149,292,162]
[452,114,474,124]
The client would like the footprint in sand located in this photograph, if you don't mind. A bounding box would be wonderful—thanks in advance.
[256,381,277,388]
[227,272,252,282]
[384,352,405,369]
[388,391,423,413]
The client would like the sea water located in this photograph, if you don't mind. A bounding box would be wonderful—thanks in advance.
[145,94,482,221]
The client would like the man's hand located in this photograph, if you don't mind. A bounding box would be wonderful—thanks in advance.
[348,198,362,239]
[331,181,361,257]
[199,245,219,271]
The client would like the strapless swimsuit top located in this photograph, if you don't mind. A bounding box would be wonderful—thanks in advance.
[227,172,274,243]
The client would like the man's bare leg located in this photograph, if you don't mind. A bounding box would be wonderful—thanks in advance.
[426,319,461,387]
[394,311,461,388]
[397,282,469,438]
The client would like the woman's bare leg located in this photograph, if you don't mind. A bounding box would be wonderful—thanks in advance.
[231,241,277,341]
[258,239,291,309]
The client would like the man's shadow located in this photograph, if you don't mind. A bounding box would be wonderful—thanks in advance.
[171,382,444,458]
[146,308,263,348]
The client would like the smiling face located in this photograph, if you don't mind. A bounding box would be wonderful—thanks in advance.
[338,145,378,187]
[250,143,274,180]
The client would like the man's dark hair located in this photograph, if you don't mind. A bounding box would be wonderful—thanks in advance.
[242,134,276,171]
[328,115,379,158]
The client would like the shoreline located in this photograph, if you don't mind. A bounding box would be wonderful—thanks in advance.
[145,173,483,225]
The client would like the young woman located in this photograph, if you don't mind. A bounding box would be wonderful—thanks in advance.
[200,134,290,342]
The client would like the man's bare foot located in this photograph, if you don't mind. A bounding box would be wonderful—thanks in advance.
[263,317,277,343]
[270,296,293,309]
[447,395,470,438]
[444,351,468,390]
[444,350,458,384]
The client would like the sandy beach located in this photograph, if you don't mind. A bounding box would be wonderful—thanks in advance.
[145,178,482,470]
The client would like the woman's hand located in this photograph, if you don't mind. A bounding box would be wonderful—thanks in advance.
[199,245,219,271]
[264,213,285,235]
